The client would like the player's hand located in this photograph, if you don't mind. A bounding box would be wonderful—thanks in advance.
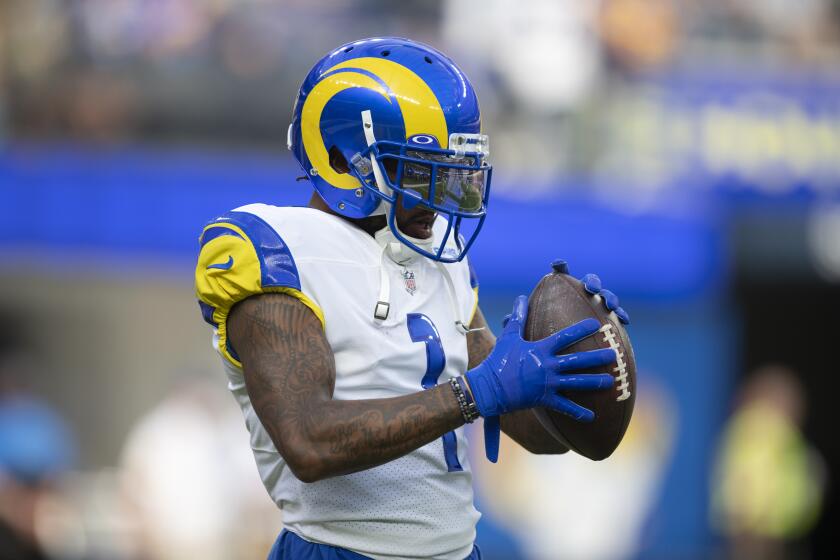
[464,295,616,421]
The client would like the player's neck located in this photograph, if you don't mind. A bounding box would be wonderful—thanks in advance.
[308,192,385,237]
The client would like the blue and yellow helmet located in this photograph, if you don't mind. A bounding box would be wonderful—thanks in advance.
[288,37,491,263]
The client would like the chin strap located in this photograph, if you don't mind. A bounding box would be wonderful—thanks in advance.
[372,226,412,322]
[361,110,390,217]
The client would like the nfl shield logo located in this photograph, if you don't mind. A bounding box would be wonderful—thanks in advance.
[402,269,417,295]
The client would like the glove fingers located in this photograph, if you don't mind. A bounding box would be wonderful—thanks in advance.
[553,348,617,371]
[506,295,529,335]
[546,318,601,352]
[550,373,615,391]
[551,259,570,274]
[615,306,630,325]
[545,395,595,422]
[581,273,602,295]
[600,289,619,311]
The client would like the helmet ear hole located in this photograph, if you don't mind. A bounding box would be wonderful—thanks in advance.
[328,145,350,174]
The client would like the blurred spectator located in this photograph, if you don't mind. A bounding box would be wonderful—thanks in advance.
[119,375,281,560]
[598,0,679,72]
[443,0,602,113]
[0,394,75,560]
[711,365,826,560]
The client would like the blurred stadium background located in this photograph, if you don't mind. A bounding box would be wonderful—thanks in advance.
[1,1,838,558]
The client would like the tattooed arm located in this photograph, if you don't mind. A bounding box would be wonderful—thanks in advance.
[467,306,569,454]
[227,292,464,483]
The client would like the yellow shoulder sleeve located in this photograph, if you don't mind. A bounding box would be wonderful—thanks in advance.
[195,211,324,368]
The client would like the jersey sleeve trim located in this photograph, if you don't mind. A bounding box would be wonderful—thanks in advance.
[267,287,326,330]
[195,210,325,368]
[215,287,325,368]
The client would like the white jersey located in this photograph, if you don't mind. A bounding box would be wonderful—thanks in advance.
[195,204,480,560]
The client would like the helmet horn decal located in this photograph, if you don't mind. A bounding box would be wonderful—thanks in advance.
[330,58,449,148]
[300,57,449,190]
[300,73,390,190]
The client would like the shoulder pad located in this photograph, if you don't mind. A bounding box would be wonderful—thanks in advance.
[195,210,323,367]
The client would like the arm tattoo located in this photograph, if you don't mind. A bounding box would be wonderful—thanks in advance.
[227,293,465,482]
[466,306,569,455]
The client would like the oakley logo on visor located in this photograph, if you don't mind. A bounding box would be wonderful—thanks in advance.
[408,134,440,147]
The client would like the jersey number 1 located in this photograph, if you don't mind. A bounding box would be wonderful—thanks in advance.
[406,313,463,472]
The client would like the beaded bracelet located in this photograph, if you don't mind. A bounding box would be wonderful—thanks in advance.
[450,377,480,423]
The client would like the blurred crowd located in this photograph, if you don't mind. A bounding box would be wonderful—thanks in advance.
[2,0,840,179]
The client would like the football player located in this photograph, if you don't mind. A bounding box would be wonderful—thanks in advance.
[195,37,630,560]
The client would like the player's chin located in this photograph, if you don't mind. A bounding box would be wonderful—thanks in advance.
[402,218,436,239]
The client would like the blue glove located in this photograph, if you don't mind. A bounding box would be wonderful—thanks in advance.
[551,260,630,325]
[465,295,616,462]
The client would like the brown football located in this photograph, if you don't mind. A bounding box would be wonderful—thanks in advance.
[525,263,636,460]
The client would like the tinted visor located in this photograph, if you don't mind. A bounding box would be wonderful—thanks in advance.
[396,151,488,214]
